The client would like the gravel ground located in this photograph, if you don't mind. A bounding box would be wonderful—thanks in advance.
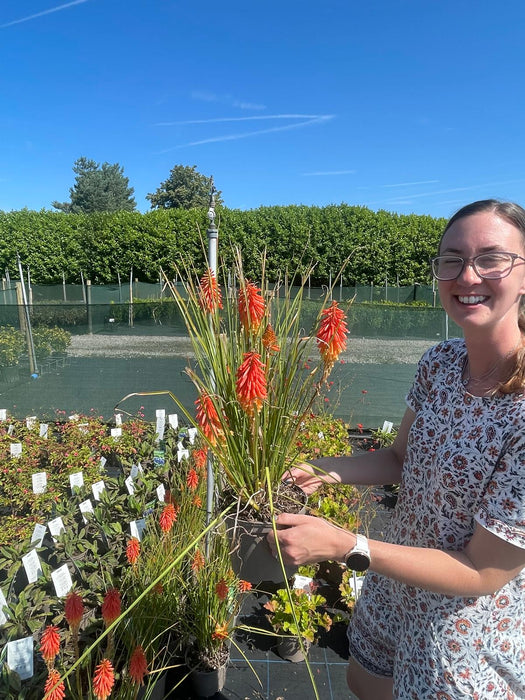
[68,334,435,364]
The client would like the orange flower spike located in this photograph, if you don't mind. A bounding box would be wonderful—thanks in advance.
[126,537,140,565]
[186,467,199,491]
[93,658,115,700]
[212,622,230,640]
[191,548,205,572]
[238,281,265,333]
[40,625,61,668]
[129,645,148,686]
[262,323,280,352]
[316,301,348,370]
[64,591,84,632]
[198,269,223,312]
[101,588,121,627]
[192,494,202,507]
[43,668,66,700]
[192,447,207,471]
[159,502,177,533]
[215,579,229,601]
[238,579,252,592]
[195,393,223,445]
[236,352,267,416]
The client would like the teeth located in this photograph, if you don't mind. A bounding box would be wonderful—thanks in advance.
[458,295,487,304]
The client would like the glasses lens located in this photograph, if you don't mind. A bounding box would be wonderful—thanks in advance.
[474,253,513,278]
[432,256,463,280]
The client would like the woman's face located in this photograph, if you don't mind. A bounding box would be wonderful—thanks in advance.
[438,210,525,337]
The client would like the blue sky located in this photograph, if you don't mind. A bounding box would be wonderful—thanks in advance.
[2,0,525,219]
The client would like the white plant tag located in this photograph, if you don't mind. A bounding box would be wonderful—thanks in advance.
[48,517,65,542]
[10,443,22,458]
[155,409,166,441]
[156,484,166,503]
[92,480,105,500]
[31,523,47,548]
[39,423,48,438]
[7,424,14,435]
[177,448,189,463]
[130,463,143,480]
[382,420,393,434]
[7,637,34,680]
[130,519,146,541]
[25,416,37,430]
[32,472,47,494]
[293,575,314,594]
[110,427,121,439]
[51,564,73,597]
[125,476,135,495]
[0,588,9,625]
[114,413,122,426]
[0,408,6,421]
[100,456,107,470]
[69,472,84,492]
[22,549,42,583]
[168,413,178,429]
[68,414,79,421]
[79,499,94,523]
[188,427,198,444]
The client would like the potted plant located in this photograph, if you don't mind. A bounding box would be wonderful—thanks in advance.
[263,586,333,662]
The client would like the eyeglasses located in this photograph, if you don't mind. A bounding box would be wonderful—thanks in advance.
[431,252,525,281]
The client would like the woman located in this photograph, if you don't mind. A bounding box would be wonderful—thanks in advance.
[268,200,525,699]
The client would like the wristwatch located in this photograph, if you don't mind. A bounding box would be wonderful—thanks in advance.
[344,534,371,571]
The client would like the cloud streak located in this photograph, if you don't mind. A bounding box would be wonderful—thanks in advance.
[302,169,356,177]
[155,114,330,126]
[0,0,89,29]
[383,179,439,188]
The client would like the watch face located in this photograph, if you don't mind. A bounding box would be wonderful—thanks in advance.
[346,552,370,571]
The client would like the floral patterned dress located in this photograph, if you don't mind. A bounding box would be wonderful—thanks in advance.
[347,338,525,699]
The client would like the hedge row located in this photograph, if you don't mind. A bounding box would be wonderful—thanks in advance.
[0,205,446,285]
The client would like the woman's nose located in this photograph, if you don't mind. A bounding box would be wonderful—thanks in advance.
[457,260,482,283]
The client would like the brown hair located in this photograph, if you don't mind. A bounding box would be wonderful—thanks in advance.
[442,199,525,394]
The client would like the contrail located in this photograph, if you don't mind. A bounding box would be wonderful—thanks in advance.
[0,0,89,29]
[155,114,331,126]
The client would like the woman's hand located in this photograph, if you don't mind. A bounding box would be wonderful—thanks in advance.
[267,512,355,566]
[285,462,338,495]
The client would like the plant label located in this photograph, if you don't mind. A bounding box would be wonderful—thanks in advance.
[39,423,48,439]
[92,480,105,500]
[52,563,73,597]
[177,448,189,463]
[130,463,143,480]
[188,427,198,444]
[125,476,135,495]
[130,519,146,541]
[100,456,107,470]
[22,549,42,583]
[114,413,122,426]
[10,443,22,458]
[31,523,47,548]
[68,414,79,421]
[382,420,393,433]
[78,423,89,434]
[25,416,37,430]
[168,413,178,429]
[156,409,166,441]
[111,427,122,439]
[0,408,6,421]
[7,637,33,680]
[0,588,9,625]
[69,472,84,492]
[79,499,94,523]
[48,517,65,542]
[156,484,166,503]
[153,449,165,467]
[293,575,314,594]
[32,472,47,494]
[7,424,14,435]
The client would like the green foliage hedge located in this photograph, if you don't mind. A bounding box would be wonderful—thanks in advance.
[0,205,446,285]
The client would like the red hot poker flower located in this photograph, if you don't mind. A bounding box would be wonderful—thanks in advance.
[195,393,223,445]
[191,548,205,572]
[212,622,229,640]
[316,301,348,371]
[236,352,267,416]
[129,645,148,686]
[64,591,84,632]
[192,447,207,471]
[262,323,280,352]
[159,502,177,533]
[215,579,229,601]
[238,579,252,592]
[93,658,115,700]
[198,269,223,312]
[101,588,121,627]
[126,537,140,565]
[186,467,199,491]
[43,668,65,700]
[238,282,265,334]
[40,625,61,667]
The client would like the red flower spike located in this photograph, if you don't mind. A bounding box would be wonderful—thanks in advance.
[101,588,121,627]
[40,625,61,667]
[316,301,348,370]
[215,579,228,601]
[129,645,148,686]
[195,393,224,445]
[262,323,280,352]
[235,351,267,416]
[159,502,177,532]
[238,282,265,333]
[191,549,205,572]
[126,537,140,565]
[43,668,65,700]
[93,658,115,700]
[198,269,223,312]
[238,579,252,592]
[192,495,202,507]
[212,622,229,640]
[192,448,207,471]
[64,591,84,631]
[186,468,199,491]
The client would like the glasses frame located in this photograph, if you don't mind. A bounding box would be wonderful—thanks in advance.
[430,252,525,281]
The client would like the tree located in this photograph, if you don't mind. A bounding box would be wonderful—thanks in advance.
[52,157,136,213]
[146,164,223,210]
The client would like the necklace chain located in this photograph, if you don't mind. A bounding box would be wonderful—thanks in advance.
[461,345,521,388]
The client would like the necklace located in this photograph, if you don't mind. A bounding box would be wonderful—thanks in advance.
[461,344,521,388]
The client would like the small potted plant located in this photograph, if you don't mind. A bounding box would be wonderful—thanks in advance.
[263,586,333,662]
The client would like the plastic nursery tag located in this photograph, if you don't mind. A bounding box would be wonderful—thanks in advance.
[114,413,123,426]
[39,423,48,439]
[52,564,73,597]
[7,424,14,435]
[110,427,122,439]
[168,413,178,429]
[155,409,166,441]
[69,472,84,492]
[0,408,6,421]
[7,637,34,680]
[188,427,198,444]
[32,472,47,494]
[156,484,166,503]
[130,519,146,541]
[130,463,143,480]
[92,480,105,500]
[125,476,135,495]
[100,456,107,470]
[22,549,43,584]
[25,416,37,430]
[382,420,393,434]
[0,587,9,625]
[318,431,325,440]
[48,516,65,542]
[153,449,165,467]
[68,414,80,421]
[78,423,89,434]
[79,499,94,523]
[31,523,47,548]
[10,443,22,458]
[177,448,189,463]
[293,575,314,594]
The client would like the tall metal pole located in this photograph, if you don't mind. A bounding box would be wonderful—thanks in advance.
[16,254,38,376]
[206,178,218,529]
